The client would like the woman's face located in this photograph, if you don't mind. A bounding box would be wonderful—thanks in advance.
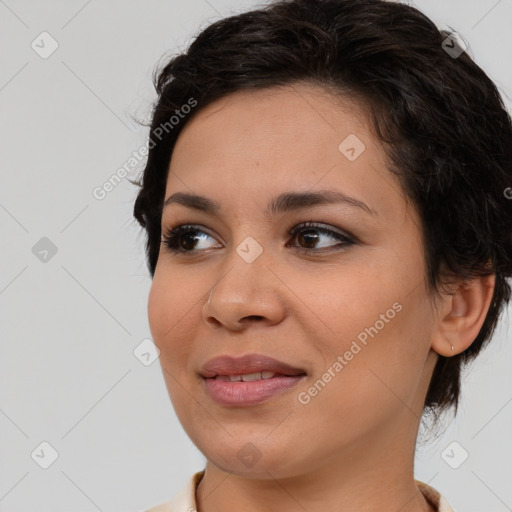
[148,83,440,477]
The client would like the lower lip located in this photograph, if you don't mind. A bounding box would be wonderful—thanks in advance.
[203,374,306,406]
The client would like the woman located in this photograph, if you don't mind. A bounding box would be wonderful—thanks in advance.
[132,0,512,510]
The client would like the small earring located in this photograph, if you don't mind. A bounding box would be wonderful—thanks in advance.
[451,345,455,353]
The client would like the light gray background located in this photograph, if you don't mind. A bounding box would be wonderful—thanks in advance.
[0,1,511,511]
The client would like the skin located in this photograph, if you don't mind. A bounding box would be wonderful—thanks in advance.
[147,82,495,512]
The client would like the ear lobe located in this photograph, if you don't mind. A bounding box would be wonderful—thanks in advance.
[431,273,496,357]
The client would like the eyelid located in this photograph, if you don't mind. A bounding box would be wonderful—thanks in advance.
[288,220,356,241]
[161,223,221,248]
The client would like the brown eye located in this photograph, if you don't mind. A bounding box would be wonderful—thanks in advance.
[288,221,356,251]
[161,225,219,253]
[297,229,321,249]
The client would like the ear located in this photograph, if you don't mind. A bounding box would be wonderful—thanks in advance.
[431,273,496,357]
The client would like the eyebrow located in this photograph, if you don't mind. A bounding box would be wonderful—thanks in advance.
[163,190,376,216]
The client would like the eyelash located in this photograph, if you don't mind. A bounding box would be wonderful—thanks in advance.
[160,220,357,255]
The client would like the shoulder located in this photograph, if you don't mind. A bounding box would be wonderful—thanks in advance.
[142,501,174,512]
[415,479,457,512]
[140,470,205,512]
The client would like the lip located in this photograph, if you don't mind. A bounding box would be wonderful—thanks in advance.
[200,353,307,378]
[199,353,308,407]
[203,375,306,406]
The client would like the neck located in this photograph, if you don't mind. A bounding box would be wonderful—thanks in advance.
[196,412,434,512]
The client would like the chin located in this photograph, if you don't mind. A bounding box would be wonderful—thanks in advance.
[200,439,302,479]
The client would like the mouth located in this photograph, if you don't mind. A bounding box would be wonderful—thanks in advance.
[202,373,307,407]
[199,353,308,407]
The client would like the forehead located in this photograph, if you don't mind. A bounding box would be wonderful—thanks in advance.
[170,83,369,170]
[164,83,404,220]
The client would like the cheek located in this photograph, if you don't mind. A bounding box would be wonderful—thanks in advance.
[147,277,198,407]
[147,276,190,356]
[293,263,397,342]
[147,273,205,373]
[296,262,429,396]
[147,279,166,346]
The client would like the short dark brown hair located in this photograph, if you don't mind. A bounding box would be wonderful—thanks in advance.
[132,0,512,422]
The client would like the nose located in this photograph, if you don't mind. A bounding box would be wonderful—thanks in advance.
[202,253,287,331]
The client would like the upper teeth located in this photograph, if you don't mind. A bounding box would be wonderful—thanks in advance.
[215,371,276,382]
